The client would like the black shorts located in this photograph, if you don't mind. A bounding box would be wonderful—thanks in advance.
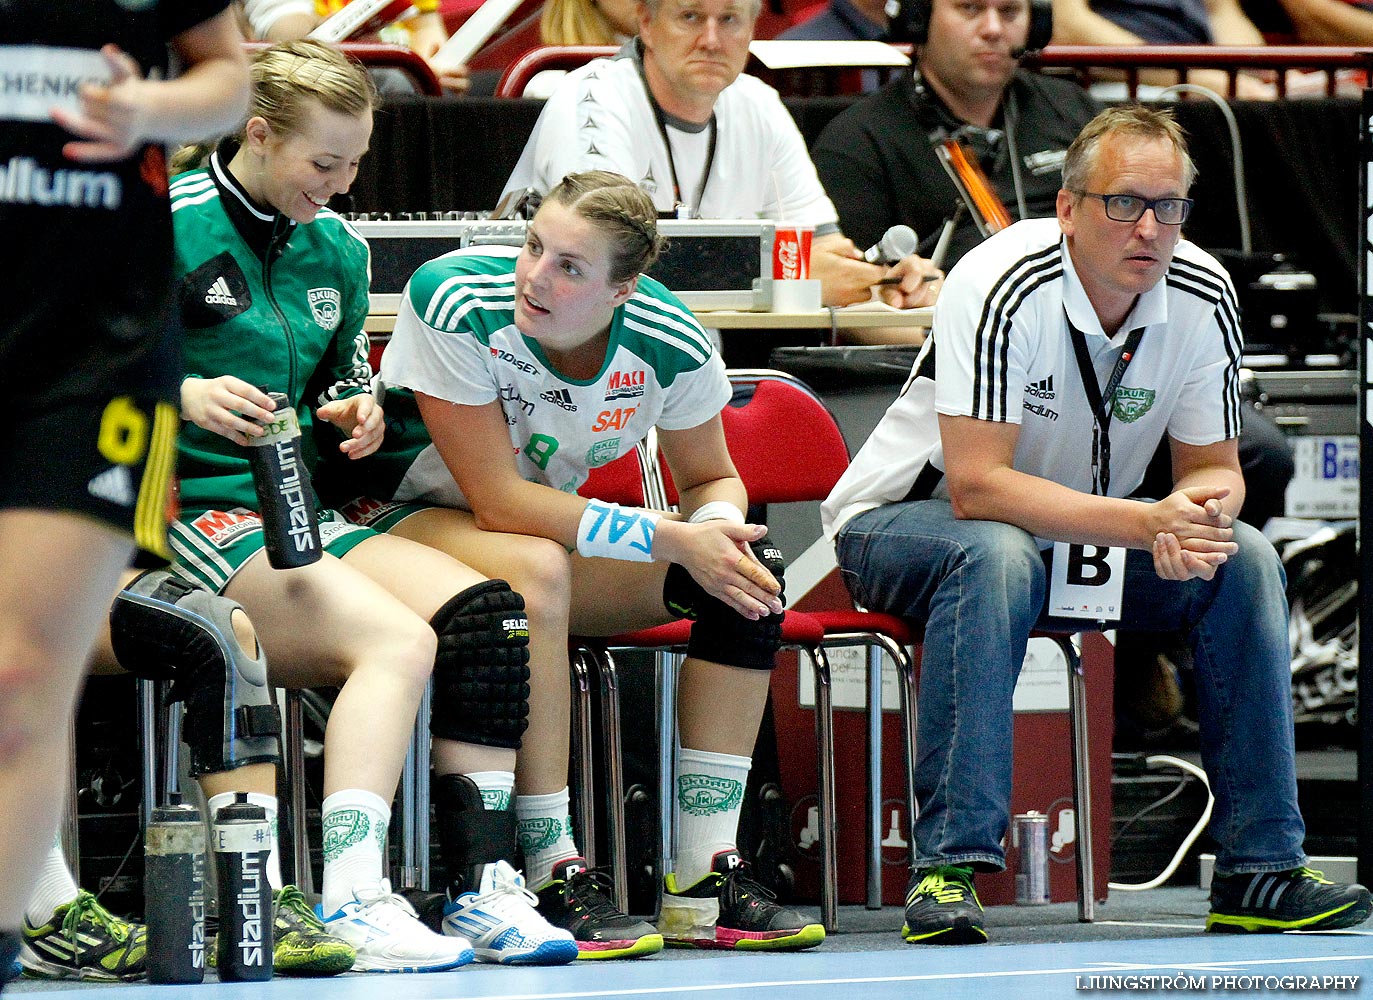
[0,393,179,561]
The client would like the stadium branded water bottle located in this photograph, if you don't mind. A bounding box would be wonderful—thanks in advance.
[212,793,273,981]
[144,796,207,984]
[246,390,322,570]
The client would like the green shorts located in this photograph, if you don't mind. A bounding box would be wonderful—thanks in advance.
[168,507,375,594]
[334,496,436,533]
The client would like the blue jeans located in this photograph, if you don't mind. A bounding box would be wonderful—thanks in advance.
[835,499,1306,876]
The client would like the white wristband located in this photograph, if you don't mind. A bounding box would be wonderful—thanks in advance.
[576,500,660,561]
[688,501,746,525]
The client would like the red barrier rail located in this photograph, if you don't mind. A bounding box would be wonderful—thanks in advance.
[495,45,618,97]
[494,42,1373,99]
[243,40,443,96]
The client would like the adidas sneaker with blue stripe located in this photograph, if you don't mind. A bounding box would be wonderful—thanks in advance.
[442,861,577,965]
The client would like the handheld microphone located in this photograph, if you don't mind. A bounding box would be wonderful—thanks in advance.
[863,224,919,265]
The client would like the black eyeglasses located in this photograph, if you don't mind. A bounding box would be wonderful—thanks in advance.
[1076,192,1194,225]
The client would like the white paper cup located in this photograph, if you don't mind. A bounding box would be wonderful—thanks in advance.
[770,279,823,312]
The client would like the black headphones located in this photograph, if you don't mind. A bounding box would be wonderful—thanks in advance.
[885,0,1053,54]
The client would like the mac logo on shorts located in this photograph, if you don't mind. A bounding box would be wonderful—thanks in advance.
[308,287,341,330]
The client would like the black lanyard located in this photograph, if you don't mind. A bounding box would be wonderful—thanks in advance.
[636,52,718,217]
[1065,309,1145,497]
[652,103,717,218]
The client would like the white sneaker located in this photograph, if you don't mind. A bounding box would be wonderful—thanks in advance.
[442,862,579,965]
[319,879,474,973]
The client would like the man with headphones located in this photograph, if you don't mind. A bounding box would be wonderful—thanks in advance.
[811,0,1097,321]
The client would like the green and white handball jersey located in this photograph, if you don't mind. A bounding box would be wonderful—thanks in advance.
[377,245,729,507]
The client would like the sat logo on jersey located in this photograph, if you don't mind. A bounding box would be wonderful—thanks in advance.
[604,369,646,401]
[308,287,341,330]
[592,407,638,432]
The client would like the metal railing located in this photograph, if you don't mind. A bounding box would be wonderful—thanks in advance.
[493,42,1373,99]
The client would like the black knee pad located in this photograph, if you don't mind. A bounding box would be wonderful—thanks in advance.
[662,535,786,671]
[110,570,280,777]
[429,580,531,749]
[435,773,518,895]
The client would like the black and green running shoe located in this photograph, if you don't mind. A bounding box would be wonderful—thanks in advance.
[661,851,824,951]
[20,890,147,981]
[1206,867,1372,933]
[535,858,663,959]
[901,865,987,945]
[272,885,357,975]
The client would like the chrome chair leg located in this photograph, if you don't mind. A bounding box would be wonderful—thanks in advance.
[865,643,883,910]
[284,690,313,894]
[657,650,680,894]
[807,646,838,932]
[413,681,433,890]
[593,650,629,913]
[895,637,919,869]
[63,715,81,876]
[163,703,183,802]
[1058,634,1095,922]
[569,649,597,869]
[138,679,159,828]
[397,680,432,889]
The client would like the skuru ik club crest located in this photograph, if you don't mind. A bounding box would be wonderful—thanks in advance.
[1112,386,1155,423]
[308,287,342,331]
[677,774,743,816]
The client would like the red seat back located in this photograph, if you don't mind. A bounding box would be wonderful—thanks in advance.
[720,373,850,505]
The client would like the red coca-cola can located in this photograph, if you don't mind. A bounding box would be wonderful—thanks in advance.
[772,225,813,280]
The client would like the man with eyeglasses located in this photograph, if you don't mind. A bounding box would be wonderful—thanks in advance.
[500,0,942,309]
[822,105,1371,945]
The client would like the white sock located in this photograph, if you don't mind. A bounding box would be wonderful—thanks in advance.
[320,789,391,915]
[207,792,283,891]
[24,836,80,926]
[673,747,751,887]
[466,771,515,813]
[515,787,579,888]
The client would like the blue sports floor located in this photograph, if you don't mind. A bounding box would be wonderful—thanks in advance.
[10,895,1372,1000]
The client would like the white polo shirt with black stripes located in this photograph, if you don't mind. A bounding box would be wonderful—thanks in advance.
[822,218,1243,542]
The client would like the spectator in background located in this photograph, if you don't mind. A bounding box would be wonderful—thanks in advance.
[1275,0,1373,44]
[778,0,889,41]
[502,0,942,308]
[813,0,1099,343]
[542,0,641,44]
[776,0,892,93]
[1051,0,1281,98]
[241,0,472,94]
